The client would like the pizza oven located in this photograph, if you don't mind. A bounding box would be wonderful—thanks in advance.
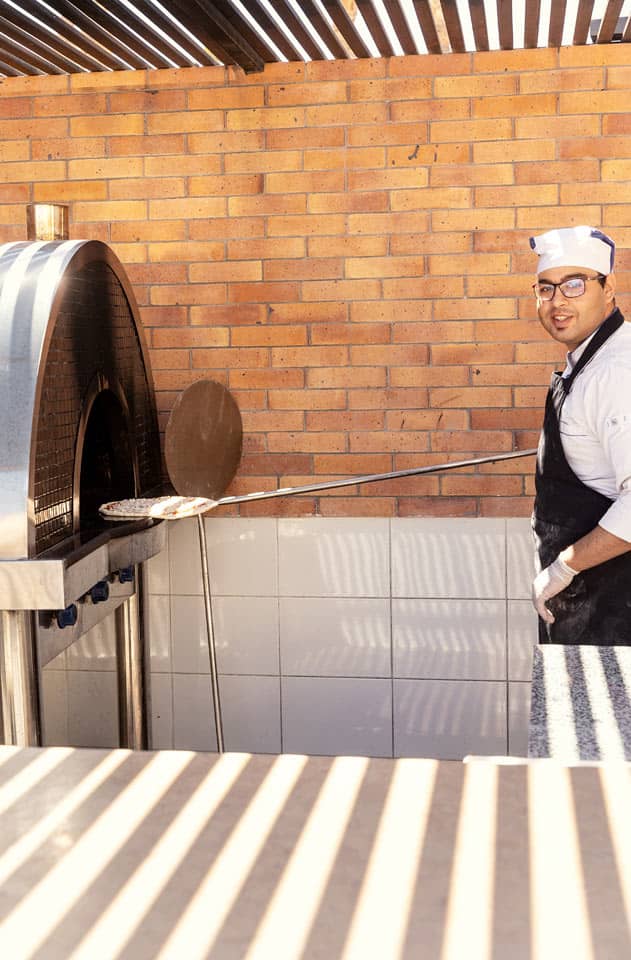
[0,210,165,748]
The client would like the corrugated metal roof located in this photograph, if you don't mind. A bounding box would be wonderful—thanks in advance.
[0,1,629,77]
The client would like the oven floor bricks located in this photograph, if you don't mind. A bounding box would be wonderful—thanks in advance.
[2,46,631,517]
[41,517,535,759]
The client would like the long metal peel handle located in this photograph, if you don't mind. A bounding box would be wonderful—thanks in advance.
[196,514,224,753]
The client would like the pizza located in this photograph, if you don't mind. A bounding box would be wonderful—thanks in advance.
[99,495,217,521]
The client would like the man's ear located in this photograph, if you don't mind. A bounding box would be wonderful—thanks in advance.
[604,273,616,304]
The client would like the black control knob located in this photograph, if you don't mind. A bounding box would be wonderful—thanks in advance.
[90,580,109,603]
[118,566,134,584]
[56,604,78,628]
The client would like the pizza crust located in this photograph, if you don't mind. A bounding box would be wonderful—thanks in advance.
[100,495,217,520]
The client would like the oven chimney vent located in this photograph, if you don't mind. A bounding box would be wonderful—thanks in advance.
[26,203,69,241]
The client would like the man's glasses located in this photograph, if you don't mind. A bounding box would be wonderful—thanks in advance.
[532,275,606,301]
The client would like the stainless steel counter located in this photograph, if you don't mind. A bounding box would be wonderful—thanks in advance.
[1,745,630,959]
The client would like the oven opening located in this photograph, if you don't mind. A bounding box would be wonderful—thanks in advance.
[79,389,135,531]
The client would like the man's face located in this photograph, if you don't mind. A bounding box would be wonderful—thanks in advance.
[535,265,616,352]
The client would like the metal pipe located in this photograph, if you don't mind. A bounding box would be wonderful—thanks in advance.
[0,610,41,746]
[197,514,224,753]
[215,447,538,507]
[116,578,148,749]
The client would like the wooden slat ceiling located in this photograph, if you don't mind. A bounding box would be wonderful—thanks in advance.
[0,0,628,77]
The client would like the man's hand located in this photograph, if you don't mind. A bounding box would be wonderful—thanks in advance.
[532,555,579,624]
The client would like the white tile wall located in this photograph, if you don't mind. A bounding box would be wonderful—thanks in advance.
[41,517,540,761]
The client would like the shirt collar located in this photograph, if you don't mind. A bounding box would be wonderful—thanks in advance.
[563,309,616,375]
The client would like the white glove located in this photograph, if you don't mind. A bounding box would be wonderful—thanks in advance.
[532,555,579,624]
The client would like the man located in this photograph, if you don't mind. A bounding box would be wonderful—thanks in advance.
[530,225,631,644]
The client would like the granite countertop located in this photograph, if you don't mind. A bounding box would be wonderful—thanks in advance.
[529,644,631,761]
[2,745,631,959]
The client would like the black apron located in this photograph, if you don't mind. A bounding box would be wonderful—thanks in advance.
[533,307,631,645]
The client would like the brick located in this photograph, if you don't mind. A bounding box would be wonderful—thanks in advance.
[560,90,630,114]
[383,277,463,299]
[0,142,28,163]
[190,173,263,196]
[109,134,185,157]
[430,119,512,143]
[348,388,428,410]
[436,74,516,98]
[271,346,347,367]
[191,346,269,369]
[149,349,189,369]
[431,208,515,230]
[149,240,224,264]
[560,136,631,159]
[268,81,347,107]
[264,258,343,282]
[266,171,345,194]
[111,221,187,242]
[441,475,523,496]
[391,233,470,256]
[390,367,469,387]
[308,58,386,81]
[225,150,302,173]
[519,67,604,94]
[471,409,542,430]
[560,182,626,204]
[431,431,512,452]
[141,306,188,327]
[429,386,511,407]
[474,94,557,119]
[241,412,305,432]
[307,367,386,388]
[145,65,225,88]
[602,160,631,181]
[308,193,389,214]
[226,107,304,130]
[389,53,472,77]
[0,74,68,96]
[189,261,261,283]
[392,320,472,340]
[145,155,222,177]
[189,130,265,153]
[309,236,388,258]
[351,344,428,365]
[0,97,33,119]
[429,253,510,275]
[230,370,304,389]
[229,196,307,217]
[268,303,347,324]
[108,90,187,114]
[314,454,392,475]
[346,255,425,279]
[269,389,345,410]
[310,323,390,345]
[431,343,514,364]
[386,410,465,431]
[516,205,602,230]
[68,157,143,180]
[150,283,227,305]
[348,168,429,191]
[350,431,430,452]
[268,432,346,453]
[473,363,553,385]
[34,92,107,119]
[305,103,387,126]
[126,263,187,284]
[474,48,558,71]
[307,411,384,431]
[152,328,229,348]
[73,199,146,221]
[391,187,471,210]
[32,180,107,202]
[350,77,431,101]
[398,497,476,517]
[559,46,631,67]
[110,177,185,200]
[189,217,264,240]
[238,454,312,476]
[604,116,631,135]
[351,301,432,323]
[515,116,600,139]
[0,160,66,184]
[516,159,600,185]
[228,237,305,260]
[188,87,264,110]
[149,197,226,219]
[347,122,429,148]
[319,499,397,517]
[231,326,307,346]
[387,143,469,165]
[473,139,556,163]
[31,137,106,161]
[228,282,300,303]
[189,304,265,326]
[267,127,344,150]
[391,99,471,122]
[109,243,147,263]
[71,114,143,137]
[480,498,533,517]
[70,70,146,92]
[148,111,224,135]
[302,279,381,301]
[430,163,513,186]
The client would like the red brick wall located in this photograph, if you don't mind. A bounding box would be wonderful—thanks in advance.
[1,45,630,517]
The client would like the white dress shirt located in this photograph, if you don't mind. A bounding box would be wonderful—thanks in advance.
[559,316,631,542]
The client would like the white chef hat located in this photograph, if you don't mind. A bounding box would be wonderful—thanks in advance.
[529,225,615,275]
